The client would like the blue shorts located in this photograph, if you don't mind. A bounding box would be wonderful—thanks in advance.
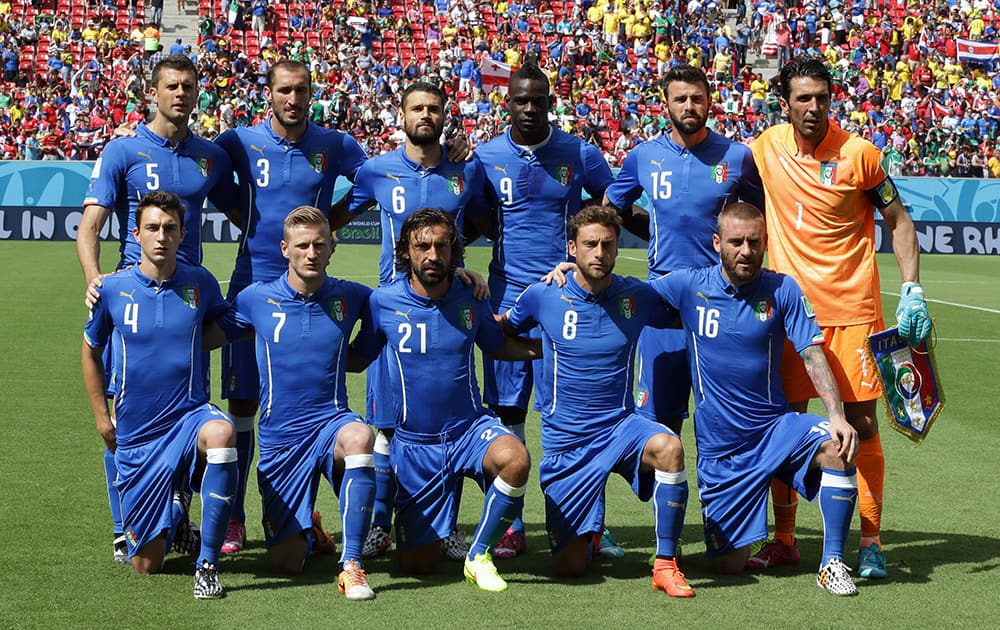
[365,347,394,430]
[634,326,691,424]
[116,404,231,557]
[697,412,830,558]
[257,411,366,548]
[391,414,513,550]
[539,413,670,554]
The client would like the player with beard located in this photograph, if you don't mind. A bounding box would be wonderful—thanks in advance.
[604,64,763,435]
[347,82,490,561]
[214,60,369,556]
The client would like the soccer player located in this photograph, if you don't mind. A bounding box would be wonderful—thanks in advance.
[648,202,861,596]
[231,206,377,600]
[213,60,368,555]
[346,81,489,562]
[351,209,539,592]
[748,56,930,579]
[77,54,237,563]
[603,64,764,434]
[503,206,694,597]
[81,191,241,599]
[476,62,615,559]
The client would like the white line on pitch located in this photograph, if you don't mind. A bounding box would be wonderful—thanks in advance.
[936,338,1000,343]
[881,291,1000,315]
[620,255,647,262]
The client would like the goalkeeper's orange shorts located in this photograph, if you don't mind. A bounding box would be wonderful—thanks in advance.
[781,321,883,404]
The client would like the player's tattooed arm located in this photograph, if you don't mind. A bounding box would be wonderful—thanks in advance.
[800,345,857,463]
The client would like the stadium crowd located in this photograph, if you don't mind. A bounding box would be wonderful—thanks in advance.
[2,0,1000,177]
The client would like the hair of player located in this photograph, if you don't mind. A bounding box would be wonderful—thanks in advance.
[569,204,622,240]
[151,54,198,87]
[716,202,764,231]
[394,208,463,274]
[401,81,446,110]
[778,55,832,101]
[267,59,310,87]
[510,62,550,91]
[136,190,186,225]
[283,205,331,241]
[663,64,711,97]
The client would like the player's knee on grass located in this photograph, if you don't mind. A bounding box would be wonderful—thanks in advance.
[269,533,308,576]
[398,542,442,575]
[493,405,527,428]
[813,439,849,471]
[552,536,591,577]
[484,435,530,487]
[198,419,236,451]
[228,398,259,419]
[711,547,752,575]
[335,422,376,458]
[641,432,684,472]
[131,534,168,574]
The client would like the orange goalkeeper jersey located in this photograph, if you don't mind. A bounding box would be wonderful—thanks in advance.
[752,122,886,327]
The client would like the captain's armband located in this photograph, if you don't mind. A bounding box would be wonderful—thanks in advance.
[865,176,899,210]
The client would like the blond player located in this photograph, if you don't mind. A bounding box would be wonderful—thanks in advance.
[748,56,931,579]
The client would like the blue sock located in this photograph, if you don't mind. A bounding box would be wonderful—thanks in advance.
[198,448,238,565]
[338,454,376,564]
[104,447,123,533]
[653,469,688,558]
[819,467,857,565]
[232,419,255,523]
[371,432,393,530]
[468,477,526,559]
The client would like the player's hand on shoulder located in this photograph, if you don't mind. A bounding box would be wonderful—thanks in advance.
[113,122,138,138]
[541,261,578,287]
[455,267,489,300]
[85,273,110,310]
[445,132,472,162]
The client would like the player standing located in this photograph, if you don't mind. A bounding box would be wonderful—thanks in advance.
[81,191,241,598]
[352,209,539,592]
[503,206,694,597]
[77,55,238,563]
[476,63,615,559]
[346,82,489,561]
[748,56,930,578]
[214,60,368,555]
[231,207,377,600]
[603,64,763,434]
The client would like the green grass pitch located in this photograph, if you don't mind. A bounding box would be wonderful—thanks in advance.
[1,241,998,628]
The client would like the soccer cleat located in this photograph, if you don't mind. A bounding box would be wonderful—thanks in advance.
[464,552,508,592]
[338,560,376,600]
[193,561,225,599]
[362,525,392,559]
[441,530,470,562]
[651,559,696,598]
[311,511,336,555]
[113,533,129,564]
[220,518,246,555]
[596,528,625,559]
[816,557,859,596]
[857,543,888,579]
[744,539,800,570]
[174,520,201,556]
[492,526,527,560]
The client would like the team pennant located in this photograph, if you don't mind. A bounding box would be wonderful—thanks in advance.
[865,327,944,442]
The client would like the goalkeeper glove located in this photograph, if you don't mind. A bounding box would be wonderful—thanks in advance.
[895,282,931,345]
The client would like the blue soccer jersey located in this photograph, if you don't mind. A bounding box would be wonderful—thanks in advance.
[605,131,764,277]
[83,264,240,449]
[232,274,372,449]
[476,125,614,305]
[348,146,488,286]
[359,278,505,435]
[505,272,675,452]
[83,124,237,267]
[649,265,825,458]
[217,120,367,287]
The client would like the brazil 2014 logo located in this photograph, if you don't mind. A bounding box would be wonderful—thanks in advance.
[330,297,346,321]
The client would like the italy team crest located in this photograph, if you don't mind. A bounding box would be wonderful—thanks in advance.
[181,287,200,309]
[196,156,211,177]
[819,162,838,186]
[459,306,475,330]
[448,175,465,195]
[330,297,346,321]
[712,162,729,184]
[619,296,635,319]
[556,165,573,186]
[753,298,773,321]
[309,151,328,173]
[865,327,944,442]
